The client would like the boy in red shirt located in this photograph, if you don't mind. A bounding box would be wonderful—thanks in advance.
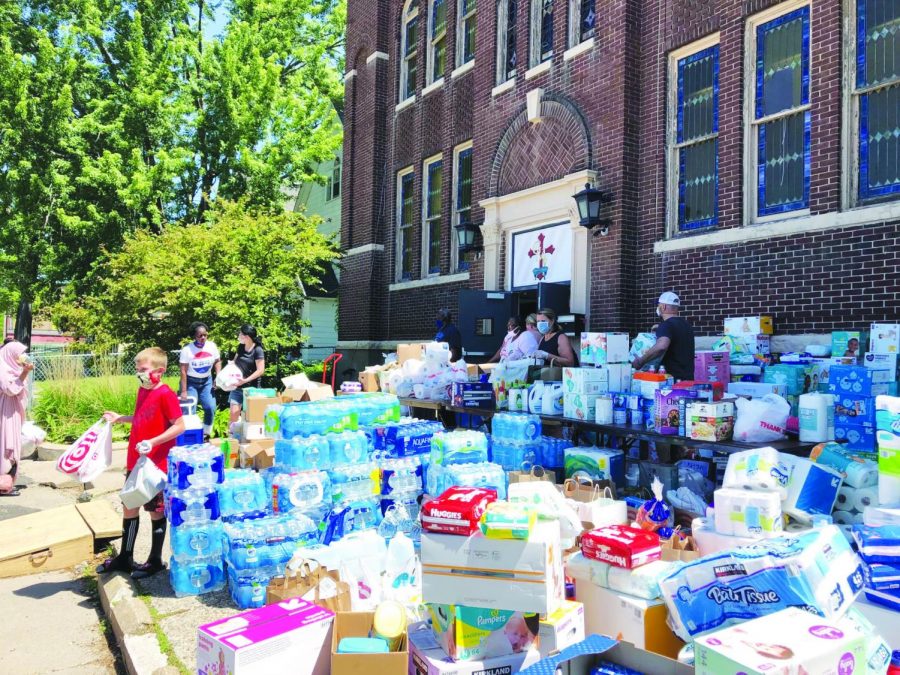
[98,347,185,578]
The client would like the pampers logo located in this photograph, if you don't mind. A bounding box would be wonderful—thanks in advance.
[707,586,780,605]
[475,612,508,628]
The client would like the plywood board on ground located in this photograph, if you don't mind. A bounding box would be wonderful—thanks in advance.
[75,500,122,539]
[0,505,93,578]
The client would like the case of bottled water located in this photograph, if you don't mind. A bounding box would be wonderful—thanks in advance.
[491,413,542,443]
[430,430,489,466]
[328,430,369,466]
[217,469,268,520]
[489,438,540,471]
[426,461,507,499]
[227,566,273,609]
[170,520,225,561]
[167,445,225,490]
[167,487,220,527]
[224,514,317,572]
[169,555,226,597]
[330,462,378,505]
[373,420,443,458]
[380,457,423,496]
[274,434,332,470]
[271,470,331,517]
[539,436,572,468]
[321,498,382,544]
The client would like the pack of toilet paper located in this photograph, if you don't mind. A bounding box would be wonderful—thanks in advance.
[660,525,865,641]
[722,447,793,498]
[713,487,783,538]
[782,456,844,523]
[564,551,681,600]
[691,517,766,556]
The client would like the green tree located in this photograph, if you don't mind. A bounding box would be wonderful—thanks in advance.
[0,1,344,334]
[53,200,340,353]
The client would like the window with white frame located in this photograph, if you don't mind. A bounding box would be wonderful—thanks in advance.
[327,157,341,201]
[568,0,595,47]
[530,0,554,67]
[496,0,518,83]
[453,143,473,270]
[668,41,719,233]
[400,0,419,102]
[423,157,443,275]
[458,0,476,67]
[747,4,811,219]
[850,0,900,203]
[397,168,415,281]
[428,0,448,83]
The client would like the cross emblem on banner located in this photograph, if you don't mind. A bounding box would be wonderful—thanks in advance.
[527,232,556,281]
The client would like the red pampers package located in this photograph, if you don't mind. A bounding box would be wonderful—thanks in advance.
[581,525,661,569]
[421,486,498,536]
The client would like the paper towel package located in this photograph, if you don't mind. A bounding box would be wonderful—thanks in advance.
[693,608,867,675]
[809,442,879,489]
[782,456,843,523]
[691,517,765,556]
[564,552,680,600]
[713,487,783,539]
[659,525,866,641]
[564,446,625,485]
[722,447,793,498]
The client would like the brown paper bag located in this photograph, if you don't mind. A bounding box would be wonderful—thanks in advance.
[562,477,617,502]
[660,529,701,562]
[509,465,557,485]
[266,561,352,612]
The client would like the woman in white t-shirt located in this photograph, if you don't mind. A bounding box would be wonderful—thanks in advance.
[506,315,539,361]
[179,322,221,439]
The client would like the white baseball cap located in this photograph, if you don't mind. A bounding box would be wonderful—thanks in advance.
[658,291,680,306]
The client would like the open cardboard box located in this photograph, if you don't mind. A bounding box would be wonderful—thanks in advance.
[244,395,281,423]
[397,343,428,365]
[240,439,275,469]
[330,611,407,675]
[280,373,335,403]
[521,635,692,675]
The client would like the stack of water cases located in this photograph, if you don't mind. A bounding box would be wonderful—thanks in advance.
[489,412,542,470]
[427,430,506,498]
[166,445,226,597]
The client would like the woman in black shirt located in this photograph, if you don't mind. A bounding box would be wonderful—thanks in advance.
[228,324,266,424]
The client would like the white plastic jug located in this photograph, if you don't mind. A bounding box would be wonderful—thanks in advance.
[798,392,835,442]
[541,382,564,416]
[527,381,545,414]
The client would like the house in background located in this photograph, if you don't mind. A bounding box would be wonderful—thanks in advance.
[287,150,342,362]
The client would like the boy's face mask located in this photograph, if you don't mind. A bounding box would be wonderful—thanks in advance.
[136,368,161,388]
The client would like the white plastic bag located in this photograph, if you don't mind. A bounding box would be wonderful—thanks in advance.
[732,394,791,442]
[216,362,243,392]
[21,421,47,456]
[55,420,113,483]
[120,448,167,509]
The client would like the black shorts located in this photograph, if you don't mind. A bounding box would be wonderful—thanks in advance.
[124,470,165,513]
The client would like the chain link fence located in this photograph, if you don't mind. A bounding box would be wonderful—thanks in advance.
[30,351,181,382]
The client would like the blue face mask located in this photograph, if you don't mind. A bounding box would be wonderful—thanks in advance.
[537,320,551,335]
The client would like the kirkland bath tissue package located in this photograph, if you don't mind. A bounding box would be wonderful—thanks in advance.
[660,525,866,641]
[722,447,793,498]
[782,456,844,523]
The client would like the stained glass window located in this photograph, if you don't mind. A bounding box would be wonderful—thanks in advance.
[401,1,418,101]
[497,0,518,83]
[676,45,719,230]
[425,160,443,275]
[540,0,554,62]
[459,0,476,65]
[579,0,595,43]
[398,172,415,281]
[455,147,473,271]
[754,7,810,216]
[856,0,900,200]
[430,0,447,82]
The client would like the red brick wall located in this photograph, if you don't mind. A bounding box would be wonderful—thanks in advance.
[342,0,900,347]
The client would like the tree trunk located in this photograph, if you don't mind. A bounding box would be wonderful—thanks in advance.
[14,299,32,348]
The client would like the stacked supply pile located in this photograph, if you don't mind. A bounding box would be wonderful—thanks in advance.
[853,505,900,613]
[831,364,894,458]
[417,486,564,670]
[426,430,506,498]
[382,341,469,400]
[536,435,573,474]
[166,445,226,596]
[371,418,443,459]
[713,315,773,383]
[809,442,879,530]
[489,412,542,470]
[878,395,900,506]
[563,356,631,422]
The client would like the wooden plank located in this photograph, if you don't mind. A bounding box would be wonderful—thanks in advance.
[0,505,92,578]
[76,500,122,539]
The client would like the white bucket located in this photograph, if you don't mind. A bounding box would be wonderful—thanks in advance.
[798,392,834,442]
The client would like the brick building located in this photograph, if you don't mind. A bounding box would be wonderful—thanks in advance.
[338,0,900,367]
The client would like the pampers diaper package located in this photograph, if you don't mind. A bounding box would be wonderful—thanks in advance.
[427,604,539,662]
[722,447,793,498]
[659,525,866,641]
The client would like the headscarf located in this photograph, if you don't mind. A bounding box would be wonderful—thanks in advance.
[0,341,26,390]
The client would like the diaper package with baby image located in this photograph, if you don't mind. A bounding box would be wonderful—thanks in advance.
[427,603,540,662]
[660,525,866,641]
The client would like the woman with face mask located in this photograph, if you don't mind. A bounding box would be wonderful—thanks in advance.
[0,341,33,496]
[178,322,221,440]
[488,317,526,362]
[532,308,578,367]
[228,325,266,424]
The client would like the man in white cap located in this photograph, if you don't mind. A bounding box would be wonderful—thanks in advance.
[631,291,695,381]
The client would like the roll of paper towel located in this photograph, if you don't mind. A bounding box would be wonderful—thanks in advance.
[809,442,878,488]
[783,456,844,524]
[852,486,879,513]
[832,509,864,525]
[835,486,856,510]
[722,447,792,498]
[879,473,900,508]
[714,487,783,538]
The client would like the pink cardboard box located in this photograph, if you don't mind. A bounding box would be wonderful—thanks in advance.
[198,598,334,675]
[694,351,731,384]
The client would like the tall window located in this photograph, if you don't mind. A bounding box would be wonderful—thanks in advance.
[853,0,900,201]
[424,157,443,275]
[496,0,518,83]
[327,157,341,201]
[569,0,595,47]
[397,169,415,281]
[670,44,719,232]
[750,6,810,218]
[458,0,476,67]
[429,0,448,83]
[530,0,554,67]
[454,144,473,270]
[400,0,419,101]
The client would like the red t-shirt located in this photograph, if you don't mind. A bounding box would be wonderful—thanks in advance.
[127,384,183,472]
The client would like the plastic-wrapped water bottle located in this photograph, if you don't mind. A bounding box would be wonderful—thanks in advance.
[168,445,225,489]
[167,487,220,527]
[430,431,489,466]
[218,470,268,519]
[331,462,377,504]
[272,470,330,515]
[438,462,507,499]
[274,434,331,471]
[170,555,226,597]
[170,521,224,561]
[329,430,368,466]
[228,567,271,609]
[224,522,269,570]
[381,457,423,495]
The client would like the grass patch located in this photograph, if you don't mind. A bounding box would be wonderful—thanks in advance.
[136,586,190,675]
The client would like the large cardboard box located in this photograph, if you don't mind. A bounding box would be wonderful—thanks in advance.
[724,315,774,335]
[398,343,428,364]
[408,623,541,675]
[331,611,407,675]
[573,582,684,660]
[240,439,275,469]
[421,522,564,615]
[282,383,334,403]
[197,598,333,675]
[358,370,380,392]
[539,600,585,657]
[546,638,694,675]
[427,603,540,661]
[244,395,281,423]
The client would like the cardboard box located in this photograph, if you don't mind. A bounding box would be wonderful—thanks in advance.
[427,603,540,661]
[834,394,876,427]
[538,601,585,657]
[209,437,240,469]
[829,365,894,396]
[238,421,267,443]
[694,608,866,675]
[686,400,735,441]
[398,343,428,364]
[421,522,564,615]
[579,333,630,365]
[835,422,876,452]
[733,334,771,355]
[724,316,773,335]
[331,611,407,675]
[282,383,334,403]
[864,353,899,380]
[407,623,541,675]
[564,392,599,421]
[694,351,731,384]
[449,382,495,410]
[653,389,700,435]
[244,395,281,424]
[241,439,275,469]
[833,331,869,358]
[553,638,694,675]
[198,598,333,675]
[358,370,380,393]
[572,582,684,660]
[563,367,607,395]
[870,323,900,355]
[726,381,788,399]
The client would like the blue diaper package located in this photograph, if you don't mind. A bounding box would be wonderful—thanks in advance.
[851,524,900,565]
[863,587,900,612]
[659,525,866,641]
[867,563,900,591]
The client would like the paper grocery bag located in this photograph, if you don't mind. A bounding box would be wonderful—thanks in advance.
[660,530,700,562]
[267,561,351,612]
[562,478,626,529]
[563,477,617,501]
[509,465,557,485]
